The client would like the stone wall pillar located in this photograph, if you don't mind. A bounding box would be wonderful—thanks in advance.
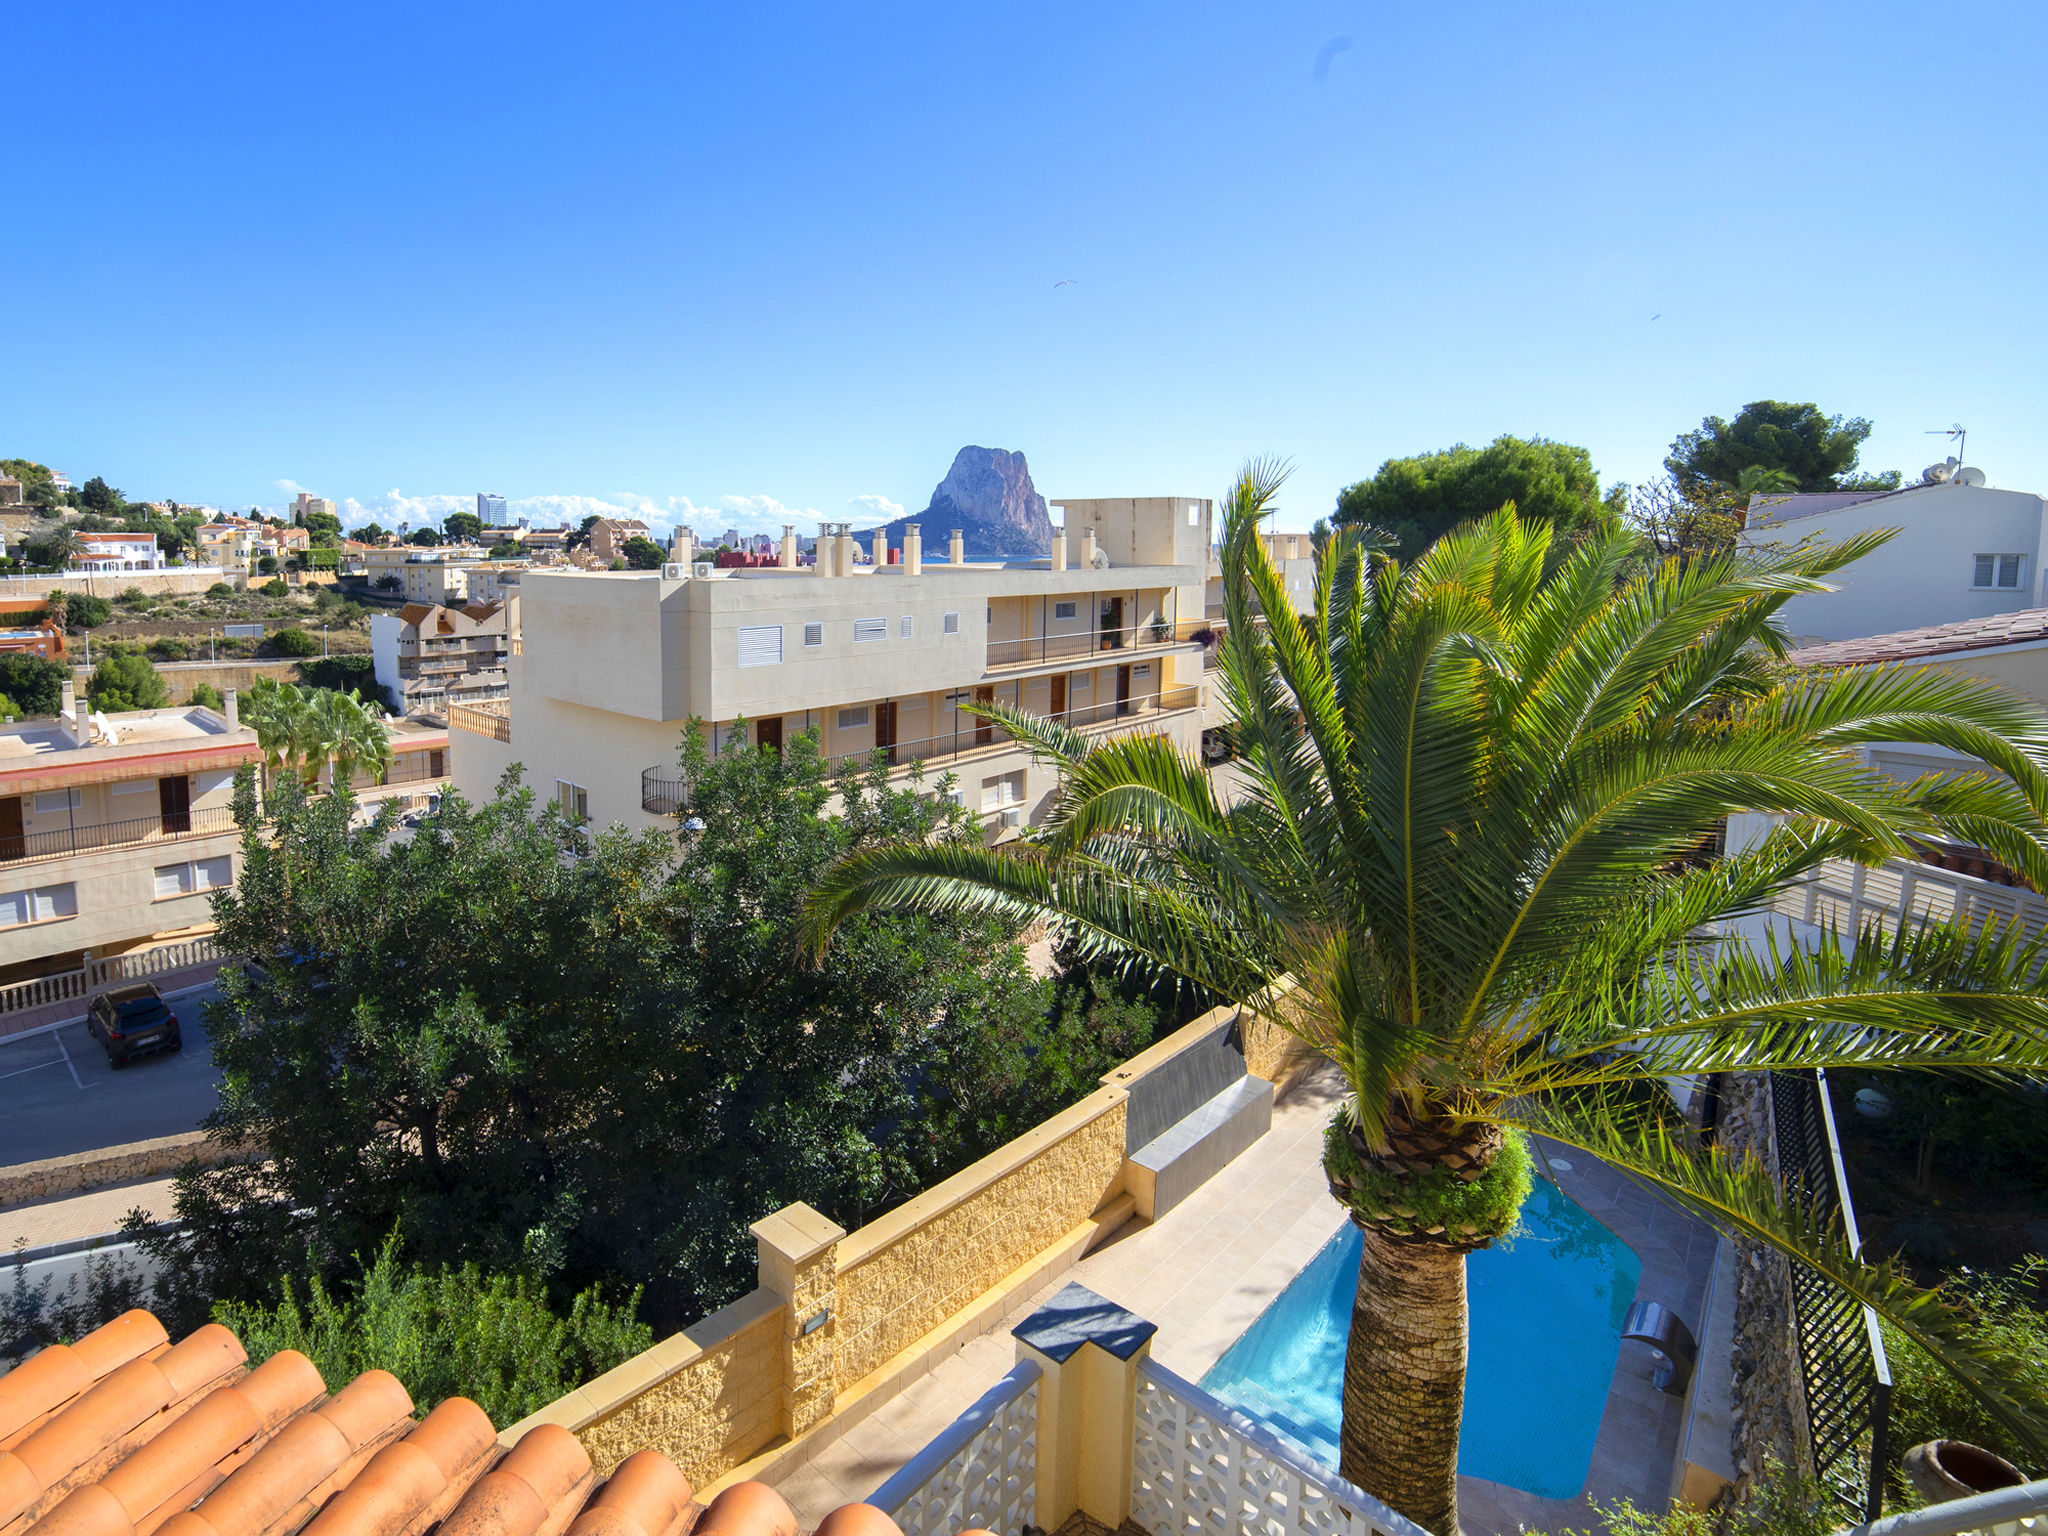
[1717,1072,1807,1486]
[1011,1282,1156,1531]
[751,1202,847,1441]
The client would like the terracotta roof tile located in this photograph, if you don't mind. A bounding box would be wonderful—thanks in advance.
[4,1312,954,1536]
[1790,608,2048,667]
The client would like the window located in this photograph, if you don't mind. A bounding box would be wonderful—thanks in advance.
[837,706,869,730]
[555,781,589,821]
[1053,601,1077,620]
[854,617,888,643]
[32,789,80,816]
[737,624,784,668]
[1188,503,1201,525]
[153,856,231,900]
[111,778,156,797]
[0,882,76,927]
[943,611,960,635]
[900,615,914,639]
[1974,554,2025,590]
[804,622,823,648]
[980,770,1025,811]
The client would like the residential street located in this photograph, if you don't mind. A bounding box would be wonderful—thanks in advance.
[0,982,224,1166]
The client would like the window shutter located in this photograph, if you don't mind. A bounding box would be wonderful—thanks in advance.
[2001,555,2023,589]
[1976,555,1996,588]
[196,856,232,889]
[900,615,914,639]
[155,865,192,899]
[943,611,960,635]
[0,890,28,927]
[737,624,784,667]
[837,707,869,729]
[853,617,887,643]
[804,622,823,647]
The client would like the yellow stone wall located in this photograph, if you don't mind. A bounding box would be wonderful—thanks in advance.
[831,1086,1128,1391]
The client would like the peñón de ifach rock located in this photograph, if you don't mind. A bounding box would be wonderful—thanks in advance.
[867,446,1055,563]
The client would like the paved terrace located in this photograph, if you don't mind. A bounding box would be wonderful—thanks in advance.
[763,1062,1718,1536]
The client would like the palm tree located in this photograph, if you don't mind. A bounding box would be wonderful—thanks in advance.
[313,687,393,790]
[803,463,2048,1535]
[1736,463,1802,496]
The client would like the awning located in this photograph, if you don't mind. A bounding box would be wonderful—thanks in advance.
[0,740,264,797]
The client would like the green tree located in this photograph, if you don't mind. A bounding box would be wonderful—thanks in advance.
[620,535,667,570]
[144,737,1083,1336]
[78,476,124,515]
[256,554,279,574]
[190,682,225,711]
[1666,400,1900,497]
[0,654,65,715]
[304,510,343,543]
[1333,435,1619,561]
[442,511,483,542]
[565,513,601,553]
[360,523,390,545]
[408,527,442,547]
[804,463,2048,1535]
[86,652,170,712]
[215,1234,651,1426]
[65,594,111,628]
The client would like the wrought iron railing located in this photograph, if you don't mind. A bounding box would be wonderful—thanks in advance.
[824,685,1202,771]
[985,619,1214,670]
[1771,1068,1892,1521]
[641,769,688,816]
[0,804,239,865]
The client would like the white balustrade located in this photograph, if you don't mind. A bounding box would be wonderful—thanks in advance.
[1132,1358,1428,1536]
[869,1360,1039,1536]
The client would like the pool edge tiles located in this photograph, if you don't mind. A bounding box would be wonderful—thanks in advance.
[1197,1176,1643,1501]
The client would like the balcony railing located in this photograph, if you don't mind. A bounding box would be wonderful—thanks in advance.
[825,685,1202,772]
[642,769,688,816]
[0,804,239,865]
[448,702,512,742]
[985,620,1216,671]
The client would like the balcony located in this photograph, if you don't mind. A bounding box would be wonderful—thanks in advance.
[642,769,688,816]
[825,684,1202,772]
[0,804,239,865]
[448,702,511,743]
[984,619,1216,673]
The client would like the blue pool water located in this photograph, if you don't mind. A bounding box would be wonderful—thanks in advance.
[1199,1177,1641,1500]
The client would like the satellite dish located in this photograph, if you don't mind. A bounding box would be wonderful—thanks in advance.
[1956,466,1987,487]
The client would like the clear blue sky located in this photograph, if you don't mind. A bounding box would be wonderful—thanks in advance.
[5,2,2043,538]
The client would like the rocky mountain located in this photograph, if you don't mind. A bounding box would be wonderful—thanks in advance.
[868,446,1054,562]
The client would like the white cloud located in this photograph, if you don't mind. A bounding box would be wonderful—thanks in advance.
[852,493,905,523]
[330,488,828,542]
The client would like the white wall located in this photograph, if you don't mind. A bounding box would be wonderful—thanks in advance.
[1746,483,2048,643]
[369,613,402,708]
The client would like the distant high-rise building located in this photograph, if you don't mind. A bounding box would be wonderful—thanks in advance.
[478,492,508,526]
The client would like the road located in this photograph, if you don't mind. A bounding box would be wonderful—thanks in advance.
[0,982,225,1167]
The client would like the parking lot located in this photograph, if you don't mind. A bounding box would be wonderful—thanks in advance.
[0,982,225,1166]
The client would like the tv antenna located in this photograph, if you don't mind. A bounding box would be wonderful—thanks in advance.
[1925,423,1966,463]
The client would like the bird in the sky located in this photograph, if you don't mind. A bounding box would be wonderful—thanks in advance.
[1053,279,1077,288]
[1651,313,1662,321]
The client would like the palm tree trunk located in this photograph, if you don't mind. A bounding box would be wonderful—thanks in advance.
[1341,1223,1467,1536]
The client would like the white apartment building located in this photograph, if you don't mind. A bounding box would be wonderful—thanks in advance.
[1744,478,2048,644]
[71,531,165,573]
[449,499,1215,838]
[362,545,498,604]
[478,492,509,526]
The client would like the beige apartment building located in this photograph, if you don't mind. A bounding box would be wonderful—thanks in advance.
[371,598,519,715]
[0,690,452,979]
[449,498,1214,836]
[362,545,501,604]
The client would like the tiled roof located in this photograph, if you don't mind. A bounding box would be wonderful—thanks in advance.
[1789,608,2048,667]
[0,1311,966,1536]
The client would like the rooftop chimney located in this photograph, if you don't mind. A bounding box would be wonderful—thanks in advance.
[223,686,239,731]
[1081,527,1098,568]
[60,680,87,746]
[836,526,856,579]
[1050,523,1067,572]
[903,523,923,576]
[949,528,964,565]
[780,524,798,569]
[815,523,834,577]
[870,529,886,568]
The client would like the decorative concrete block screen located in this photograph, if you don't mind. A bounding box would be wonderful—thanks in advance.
[869,1360,1039,1536]
[1131,1358,1426,1536]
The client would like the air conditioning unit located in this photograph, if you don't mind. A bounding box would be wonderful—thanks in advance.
[661,562,686,580]
[1001,808,1022,828]
[693,562,714,579]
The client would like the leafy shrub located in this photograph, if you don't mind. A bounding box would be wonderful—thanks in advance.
[5,1241,152,1365]
[148,637,189,661]
[261,578,290,597]
[1527,1460,1836,1536]
[297,653,376,694]
[85,652,170,712]
[119,586,148,604]
[66,594,111,628]
[1883,1258,2048,1494]
[208,582,235,598]
[0,694,22,722]
[256,555,278,574]
[213,1236,651,1425]
[0,655,64,715]
[189,682,225,710]
[267,627,320,657]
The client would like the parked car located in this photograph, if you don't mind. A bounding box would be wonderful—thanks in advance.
[85,982,181,1068]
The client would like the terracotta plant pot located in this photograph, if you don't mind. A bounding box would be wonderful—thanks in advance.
[1902,1440,2027,1504]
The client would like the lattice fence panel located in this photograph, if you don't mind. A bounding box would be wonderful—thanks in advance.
[886,1376,1037,1536]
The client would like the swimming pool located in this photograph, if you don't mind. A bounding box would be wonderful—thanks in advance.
[1198,1177,1641,1499]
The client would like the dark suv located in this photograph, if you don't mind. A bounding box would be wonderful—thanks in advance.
[86,982,182,1068]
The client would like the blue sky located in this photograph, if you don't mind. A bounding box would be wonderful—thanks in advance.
[5,2,2043,538]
